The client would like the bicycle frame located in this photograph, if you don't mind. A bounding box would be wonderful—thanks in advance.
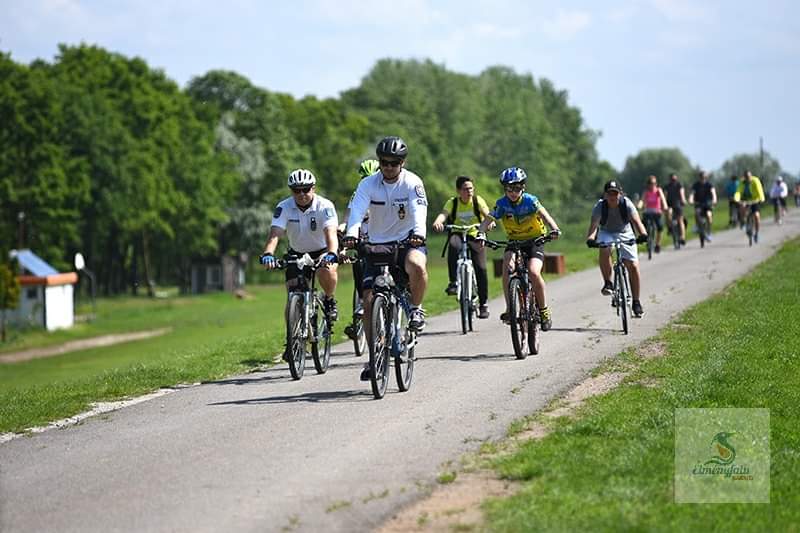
[445,224,479,334]
[592,239,635,334]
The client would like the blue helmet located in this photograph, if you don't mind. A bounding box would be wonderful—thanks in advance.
[500,167,527,185]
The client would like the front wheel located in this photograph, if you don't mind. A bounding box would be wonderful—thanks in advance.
[311,295,331,374]
[352,288,366,358]
[646,219,656,260]
[286,294,306,380]
[508,277,527,359]
[616,264,629,335]
[458,263,471,335]
[368,294,391,399]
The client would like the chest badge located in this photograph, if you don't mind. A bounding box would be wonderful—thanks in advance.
[310,216,317,231]
[398,204,406,220]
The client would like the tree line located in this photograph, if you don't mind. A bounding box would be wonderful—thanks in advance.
[1,44,794,295]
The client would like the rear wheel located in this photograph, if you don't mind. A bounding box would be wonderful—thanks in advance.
[527,299,540,355]
[311,295,331,374]
[394,303,415,392]
[508,277,527,360]
[458,263,470,335]
[286,294,306,380]
[368,294,391,399]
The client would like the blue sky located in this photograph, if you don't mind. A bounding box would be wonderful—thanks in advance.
[2,0,798,176]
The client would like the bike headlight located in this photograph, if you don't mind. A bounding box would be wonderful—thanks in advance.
[374,275,390,288]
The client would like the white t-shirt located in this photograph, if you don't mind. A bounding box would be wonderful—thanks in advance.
[345,169,428,243]
[272,194,338,253]
[770,182,788,199]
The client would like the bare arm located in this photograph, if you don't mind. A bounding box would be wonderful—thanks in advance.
[262,226,285,255]
[323,225,338,254]
[537,206,560,238]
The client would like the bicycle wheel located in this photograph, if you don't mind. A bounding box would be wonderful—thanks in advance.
[699,216,706,248]
[368,294,391,399]
[286,294,306,380]
[746,214,754,246]
[311,295,331,374]
[352,288,366,358]
[508,277,527,360]
[395,301,415,392]
[671,219,681,250]
[468,272,478,332]
[527,299,540,355]
[646,219,655,260]
[458,263,470,335]
[616,264,629,335]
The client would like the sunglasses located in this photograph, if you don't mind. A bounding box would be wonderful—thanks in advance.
[379,159,402,168]
[291,186,312,194]
[504,185,524,192]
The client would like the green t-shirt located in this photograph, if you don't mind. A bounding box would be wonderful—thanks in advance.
[442,195,489,236]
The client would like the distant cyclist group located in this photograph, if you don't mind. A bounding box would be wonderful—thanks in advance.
[258,136,786,395]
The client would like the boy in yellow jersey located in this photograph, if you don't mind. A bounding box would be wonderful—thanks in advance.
[432,176,494,318]
[477,167,561,330]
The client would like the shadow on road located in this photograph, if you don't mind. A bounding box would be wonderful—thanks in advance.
[547,327,621,334]
[424,352,512,362]
[208,389,372,406]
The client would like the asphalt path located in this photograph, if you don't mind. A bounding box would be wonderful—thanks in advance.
[2,213,797,533]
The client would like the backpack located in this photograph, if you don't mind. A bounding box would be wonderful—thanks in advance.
[446,196,483,225]
[600,197,631,226]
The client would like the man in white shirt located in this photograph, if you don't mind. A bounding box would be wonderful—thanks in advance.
[342,137,428,380]
[260,169,340,329]
[770,176,789,224]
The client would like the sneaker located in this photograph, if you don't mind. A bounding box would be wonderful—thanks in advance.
[705,234,712,243]
[281,348,290,362]
[632,300,644,318]
[601,280,614,296]
[344,324,357,341]
[680,239,686,246]
[478,305,490,319]
[445,282,457,296]
[408,307,426,332]
[354,302,364,318]
[359,363,371,381]
[500,311,509,323]
[324,296,338,321]
[540,307,552,331]
[655,244,661,253]
[754,233,759,243]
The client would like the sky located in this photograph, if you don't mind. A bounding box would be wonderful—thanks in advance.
[2,0,799,176]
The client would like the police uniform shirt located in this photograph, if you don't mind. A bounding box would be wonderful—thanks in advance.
[272,195,338,253]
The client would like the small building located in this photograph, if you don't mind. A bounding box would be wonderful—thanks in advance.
[8,249,77,331]
[190,254,246,294]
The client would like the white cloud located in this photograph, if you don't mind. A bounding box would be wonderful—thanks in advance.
[542,10,591,40]
[472,23,521,39]
[649,0,711,21]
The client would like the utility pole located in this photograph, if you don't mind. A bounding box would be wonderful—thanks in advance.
[759,137,764,178]
[17,211,25,249]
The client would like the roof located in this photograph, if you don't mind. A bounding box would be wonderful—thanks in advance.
[10,249,59,276]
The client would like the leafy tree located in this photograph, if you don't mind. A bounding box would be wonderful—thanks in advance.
[718,152,782,184]
[0,262,21,342]
[618,148,694,195]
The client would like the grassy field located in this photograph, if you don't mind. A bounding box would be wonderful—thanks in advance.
[484,238,800,531]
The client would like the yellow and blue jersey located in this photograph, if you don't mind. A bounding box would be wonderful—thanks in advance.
[489,193,547,240]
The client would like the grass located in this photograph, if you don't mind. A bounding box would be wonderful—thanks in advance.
[483,238,800,531]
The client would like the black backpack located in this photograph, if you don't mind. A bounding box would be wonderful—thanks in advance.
[600,196,631,226]
[446,196,483,225]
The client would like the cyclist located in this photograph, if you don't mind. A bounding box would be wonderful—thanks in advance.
[769,176,788,224]
[339,159,380,339]
[260,169,340,360]
[432,175,494,319]
[689,170,717,241]
[664,173,687,245]
[476,166,561,331]
[585,180,649,318]
[736,170,766,243]
[636,175,667,253]
[794,181,800,208]
[725,174,740,227]
[342,136,428,381]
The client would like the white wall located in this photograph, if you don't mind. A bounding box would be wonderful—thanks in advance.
[44,284,74,330]
[6,286,44,327]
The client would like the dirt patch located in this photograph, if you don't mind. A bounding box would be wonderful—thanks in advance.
[545,372,627,419]
[636,340,668,359]
[0,328,172,364]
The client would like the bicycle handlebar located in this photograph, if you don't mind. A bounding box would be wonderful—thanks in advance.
[444,224,480,232]
[485,232,557,249]
[588,238,636,248]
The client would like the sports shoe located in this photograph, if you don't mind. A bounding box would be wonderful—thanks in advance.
[478,305,490,319]
[655,244,661,253]
[408,307,426,332]
[754,233,759,243]
[601,280,614,295]
[324,296,338,321]
[705,234,712,242]
[344,324,358,341]
[359,363,371,381]
[354,302,364,318]
[632,300,644,318]
[540,307,552,331]
[445,282,457,296]
[281,348,290,362]
[500,311,509,323]
[680,239,686,246]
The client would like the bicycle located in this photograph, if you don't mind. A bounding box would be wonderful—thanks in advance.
[588,238,636,335]
[695,205,711,248]
[363,240,418,399]
[486,233,556,359]
[644,215,657,260]
[667,207,682,250]
[340,249,367,358]
[742,202,758,246]
[271,253,333,380]
[444,224,480,334]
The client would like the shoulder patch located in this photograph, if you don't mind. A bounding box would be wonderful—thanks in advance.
[323,207,334,218]
[273,206,283,218]
[416,199,427,206]
[415,185,426,198]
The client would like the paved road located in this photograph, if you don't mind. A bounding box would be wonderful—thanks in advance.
[2,214,797,533]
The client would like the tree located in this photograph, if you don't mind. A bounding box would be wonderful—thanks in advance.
[0,263,20,342]
[618,148,694,195]
[718,152,782,184]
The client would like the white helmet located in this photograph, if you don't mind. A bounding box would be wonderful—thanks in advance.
[287,169,316,189]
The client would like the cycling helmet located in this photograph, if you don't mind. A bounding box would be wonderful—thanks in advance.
[359,159,380,178]
[376,136,408,159]
[287,169,316,188]
[500,167,527,185]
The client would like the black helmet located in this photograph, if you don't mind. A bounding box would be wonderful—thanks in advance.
[376,136,408,159]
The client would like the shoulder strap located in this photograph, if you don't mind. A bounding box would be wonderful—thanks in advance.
[447,197,457,224]
[600,199,609,226]
[600,198,630,225]
[472,196,483,222]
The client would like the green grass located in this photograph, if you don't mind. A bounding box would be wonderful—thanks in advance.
[484,238,800,531]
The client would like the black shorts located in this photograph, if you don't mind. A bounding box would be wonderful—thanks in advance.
[285,248,325,287]
[643,212,663,231]
[668,203,684,217]
[362,244,427,290]
[506,240,544,262]
[746,203,761,214]
[695,203,713,216]
[772,197,786,208]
